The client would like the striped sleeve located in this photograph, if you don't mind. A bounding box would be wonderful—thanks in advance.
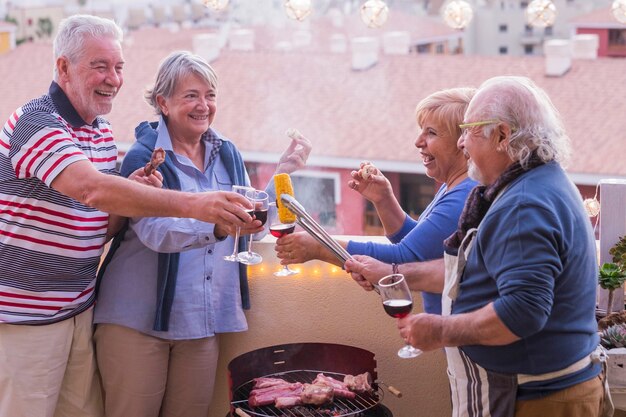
[9,111,88,186]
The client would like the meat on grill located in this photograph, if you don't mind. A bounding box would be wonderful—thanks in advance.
[248,372,371,409]
[301,383,334,405]
[344,372,373,393]
[248,382,303,407]
[312,373,355,399]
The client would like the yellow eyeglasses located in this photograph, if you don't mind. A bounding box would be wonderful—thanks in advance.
[459,120,500,136]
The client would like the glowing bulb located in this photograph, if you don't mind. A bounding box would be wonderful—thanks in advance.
[360,0,389,28]
[284,0,312,21]
[202,0,229,11]
[442,0,474,30]
[612,0,626,24]
[583,198,601,217]
[525,0,557,28]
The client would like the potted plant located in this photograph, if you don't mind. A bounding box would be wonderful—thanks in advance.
[598,236,626,324]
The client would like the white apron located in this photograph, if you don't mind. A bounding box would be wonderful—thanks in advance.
[442,228,613,417]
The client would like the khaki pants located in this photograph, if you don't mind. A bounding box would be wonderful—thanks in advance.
[0,308,103,417]
[515,375,605,417]
[94,323,219,417]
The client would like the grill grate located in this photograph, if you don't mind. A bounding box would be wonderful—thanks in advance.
[231,369,383,417]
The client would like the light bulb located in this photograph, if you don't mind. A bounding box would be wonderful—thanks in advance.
[525,0,557,28]
[202,0,229,11]
[284,0,312,22]
[442,0,474,30]
[583,198,601,217]
[360,0,389,28]
[612,0,626,24]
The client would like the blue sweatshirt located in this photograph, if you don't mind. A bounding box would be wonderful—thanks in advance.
[453,162,600,399]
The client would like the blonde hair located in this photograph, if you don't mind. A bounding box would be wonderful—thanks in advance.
[415,87,476,140]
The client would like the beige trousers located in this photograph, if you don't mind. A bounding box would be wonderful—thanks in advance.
[515,375,605,417]
[0,308,103,417]
[94,323,219,417]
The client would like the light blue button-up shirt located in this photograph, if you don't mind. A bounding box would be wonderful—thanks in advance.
[94,119,253,339]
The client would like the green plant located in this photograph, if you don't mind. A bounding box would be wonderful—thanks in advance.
[610,235,626,267]
[601,323,626,349]
[599,262,626,314]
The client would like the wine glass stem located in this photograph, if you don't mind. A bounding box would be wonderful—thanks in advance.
[231,227,241,256]
[247,234,254,254]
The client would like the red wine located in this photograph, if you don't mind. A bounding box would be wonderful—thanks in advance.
[383,299,412,318]
[251,209,268,226]
[270,223,296,238]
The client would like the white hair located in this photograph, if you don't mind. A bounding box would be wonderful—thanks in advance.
[53,15,123,80]
[475,76,571,168]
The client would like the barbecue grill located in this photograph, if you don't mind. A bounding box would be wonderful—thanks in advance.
[227,343,394,417]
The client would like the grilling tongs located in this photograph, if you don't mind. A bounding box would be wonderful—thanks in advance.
[279,194,352,264]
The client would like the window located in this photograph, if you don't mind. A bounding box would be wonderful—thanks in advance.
[524,44,534,55]
[609,29,626,47]
[416,44,430,54]
[499,24,508,33]
[435,44,444,54]
[524,24,533,35]
[520,1,529,8]
[290,171,340,227]
[499,46,508,54]
[544,26,553,36]
[399,174,436,220]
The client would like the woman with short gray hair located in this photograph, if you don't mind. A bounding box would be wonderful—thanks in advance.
[93,51,311,417]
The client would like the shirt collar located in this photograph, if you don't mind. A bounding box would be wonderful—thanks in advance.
[49,81,94,128]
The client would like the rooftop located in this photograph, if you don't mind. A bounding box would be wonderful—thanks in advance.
[0,26,624,183]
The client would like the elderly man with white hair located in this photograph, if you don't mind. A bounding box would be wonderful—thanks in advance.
[347,76,610,417]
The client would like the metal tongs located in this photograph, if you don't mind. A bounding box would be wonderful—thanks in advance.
[280,194,352,264]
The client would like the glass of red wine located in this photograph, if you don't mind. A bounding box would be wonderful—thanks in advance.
[223,185,255,262]
[237,189,269,265]
[268,202,298,276]
[378,273,422,359]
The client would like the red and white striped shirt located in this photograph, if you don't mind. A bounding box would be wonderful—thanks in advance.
[0,82,117,324]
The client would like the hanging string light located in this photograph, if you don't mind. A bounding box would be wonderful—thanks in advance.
[442,0,474,30]
[284,0,313,21]
[360,0,389,28]
[583,182,601,218]
[612,0,626,24]
[525,0,557,28]
[202,0,229,12]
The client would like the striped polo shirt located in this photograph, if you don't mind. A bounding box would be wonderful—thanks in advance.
[0,82,117,324]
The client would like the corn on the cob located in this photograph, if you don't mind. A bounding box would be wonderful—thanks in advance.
[274,173,297,223]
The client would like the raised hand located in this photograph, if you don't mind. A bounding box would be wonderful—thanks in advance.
[275,130,312,175]
[128,166,164,188]
[347,162,394,204]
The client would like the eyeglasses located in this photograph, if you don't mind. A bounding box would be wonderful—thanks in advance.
[459,119,500,137]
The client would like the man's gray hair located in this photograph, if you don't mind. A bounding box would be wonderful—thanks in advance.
[477,76,571,168]
[145,51,219,115]
[53,14,123,80]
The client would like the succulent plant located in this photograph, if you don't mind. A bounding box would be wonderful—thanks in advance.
[601,323,626,349]
[599,262,626,314]
[609,235,626,269]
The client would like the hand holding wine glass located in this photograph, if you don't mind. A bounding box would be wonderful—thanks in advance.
[268,202,298,276]
[378,273,422,359]
[237,189,269,265]
[223,185,255,262]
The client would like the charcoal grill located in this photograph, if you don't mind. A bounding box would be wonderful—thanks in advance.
[227,343,393,417]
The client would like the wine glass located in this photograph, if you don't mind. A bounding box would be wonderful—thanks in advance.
[268,202,298,276]
[378,273,422,359]
[237,189,269,265]
[223,185,255,262]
